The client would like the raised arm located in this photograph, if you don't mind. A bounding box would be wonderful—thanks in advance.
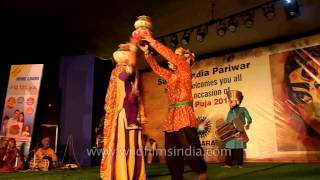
[136,30,184,67]
[144,52,172,80]
[148,39,181,66]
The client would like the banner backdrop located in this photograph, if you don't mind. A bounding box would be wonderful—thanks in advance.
[270,46,320,154]
[141,43,320,162]
[1,64,44,158]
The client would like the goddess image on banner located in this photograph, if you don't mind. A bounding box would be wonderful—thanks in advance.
[270,45,320,153]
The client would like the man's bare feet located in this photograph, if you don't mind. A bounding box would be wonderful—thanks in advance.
[222,165,231,168]
[198,173,207,180]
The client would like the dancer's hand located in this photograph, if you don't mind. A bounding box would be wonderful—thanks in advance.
[140,29,154,42]
[130,37,139,47]
[126,65,134,74]
[132,29,153,42]
[138,43,150,55]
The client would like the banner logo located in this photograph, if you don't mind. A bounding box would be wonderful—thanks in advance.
[197,116,212,138]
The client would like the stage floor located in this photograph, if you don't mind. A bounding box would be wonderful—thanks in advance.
[1,163,320,180]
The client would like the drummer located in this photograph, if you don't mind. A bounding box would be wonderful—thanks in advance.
[223,90,252,168]
[34,137,58,170]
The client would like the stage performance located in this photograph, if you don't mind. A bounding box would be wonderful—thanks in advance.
[1,0,320,179]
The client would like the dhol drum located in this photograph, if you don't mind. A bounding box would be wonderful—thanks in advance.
[216,117,248,143]
[29,159,50,171]
[216,122,238,143]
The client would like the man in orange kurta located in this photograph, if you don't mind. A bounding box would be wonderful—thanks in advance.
[137,31,207,180]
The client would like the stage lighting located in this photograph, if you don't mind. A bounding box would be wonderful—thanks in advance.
[243,11,255,28]
[282,0,300,18]
[196,25,208,42]
[216,22,226,37]
[262,3,276,21]
[169,34,178,47]
[244,18,254,28]
[227,18,238,33]
[181,30,193,46]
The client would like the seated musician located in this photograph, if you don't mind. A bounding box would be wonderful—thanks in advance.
[34,137,58,170]
[223,90,252,168]
[0,138,24,172]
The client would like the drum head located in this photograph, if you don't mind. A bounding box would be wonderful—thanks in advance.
[233,118,245,132]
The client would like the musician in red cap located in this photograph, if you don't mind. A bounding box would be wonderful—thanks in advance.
[223,90,252,169]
